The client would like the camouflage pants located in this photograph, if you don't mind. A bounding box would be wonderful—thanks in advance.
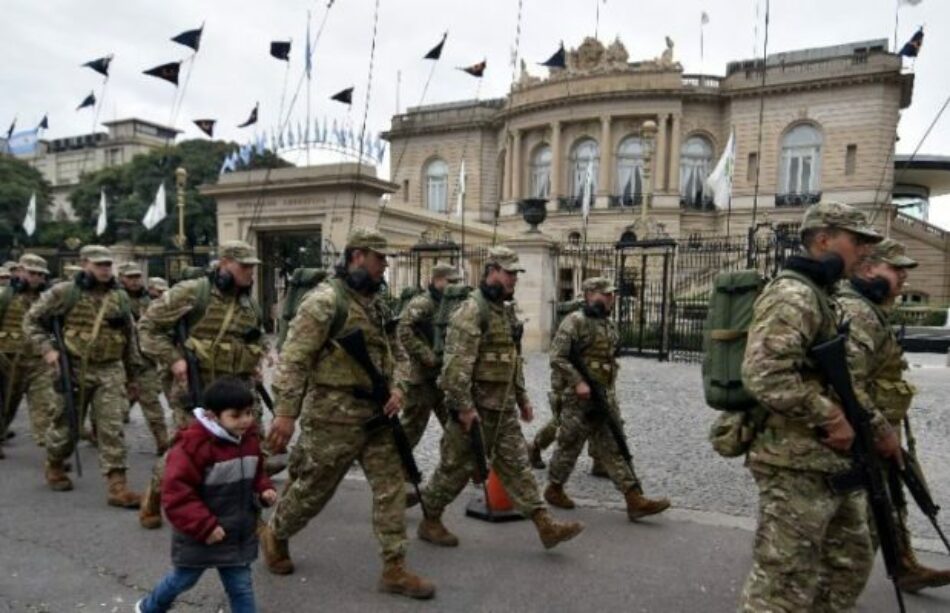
[400,380,449,449]
[422,407,545,518]
[1,354,57,444]
[739,463,873,612]
[532,392,597,461]
[547,397,639,493]
[126,364,168,447]
[47,360,131,476]
[269,416,408,562]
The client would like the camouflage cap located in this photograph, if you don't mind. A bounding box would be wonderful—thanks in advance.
[117,261,143,277]
[219,240,261,265]
[147,276,169,290]
[63,264,82,275]
[431,262,461,282]
[3,260,18,271]
[800,201,882,242]
[79,244,114,263]
[581,276,617,294]
[870,238,918,269]
[0,267,9,278]
[346,227,396,256]
[486,246,525,272]
[18,253,50,275]
[179,266,207,280]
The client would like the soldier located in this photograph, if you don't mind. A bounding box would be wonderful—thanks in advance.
[136,241,268,529]
[396,262,460,447]
[411,246,584,550]
[117,262,169,454]
[260,228,435,600]
[147,277,168,300]
[0,254,56,456]
[25,245,144,507]
[838,238,950,592]
[738,202,901,611]
[543,277,670,520]
[0,265,11,287]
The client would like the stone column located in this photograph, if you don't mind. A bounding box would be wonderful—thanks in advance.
[503,134,512,201]
[669,114,682,199]
[550,121,562,200]
[598,116,613,205]
[505,232,558,352]
[512,129,523,200]
[656,114,669,192]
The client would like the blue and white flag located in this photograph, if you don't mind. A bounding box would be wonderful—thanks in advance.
[8,128,39,156]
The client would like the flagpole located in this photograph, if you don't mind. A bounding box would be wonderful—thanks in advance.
[700,15,705,72]
[306,11,312,167]
[893,0,900,53]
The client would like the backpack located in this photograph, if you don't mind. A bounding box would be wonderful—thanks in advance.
[395,286,424,319]
[432,285,490,357]
[276,268,329,350]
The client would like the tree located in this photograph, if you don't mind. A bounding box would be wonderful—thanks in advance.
[69,139,289,249]
[0,155,67,256]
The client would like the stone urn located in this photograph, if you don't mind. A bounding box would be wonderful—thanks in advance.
[520,198,548,233]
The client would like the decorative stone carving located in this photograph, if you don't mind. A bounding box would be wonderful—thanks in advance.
[605,37,629,69]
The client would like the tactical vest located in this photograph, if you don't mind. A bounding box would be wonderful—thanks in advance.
[63,288,128,363]
[578,314,618,387]
[311,279,390,389]
[0,290,34,355]
[473,291,517,384]
[185,288,263,377]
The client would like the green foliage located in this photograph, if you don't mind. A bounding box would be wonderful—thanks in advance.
[0,155,55,250]
[891,307,949,327]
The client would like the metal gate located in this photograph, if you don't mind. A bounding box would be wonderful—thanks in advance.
[614,238,676,359]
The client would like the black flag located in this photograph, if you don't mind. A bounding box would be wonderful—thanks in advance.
[237,103,258,128]
[171,25,204,52]
[83,55,113,77]
[76,92,96,110]
[330,87,354,105]
[459,60,486,77]
[541,43,566,68]
[193,119,215,137]
[37,115,48,130]
[900,27,924,58]
[270,40,291,61]
[143,62,182,86]
[424,32,447,60]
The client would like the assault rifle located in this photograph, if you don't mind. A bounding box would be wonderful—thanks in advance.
[50,317,82,477]
[175,318,203,411]
[256,382,276,416]
[811,333,906,613]
[894,445,950,554]
[335,328,428,518]
[452,409,492,518]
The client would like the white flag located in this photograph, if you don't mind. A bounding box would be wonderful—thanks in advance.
[705,128,736,208]
[22,192,37,236]
[701,10,710,24]
[96,189,108,236]
[142,183,167,230]
[581,160,594,221]
[456,160,466,217]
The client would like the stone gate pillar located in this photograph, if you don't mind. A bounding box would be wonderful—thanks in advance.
[505,233,558,353]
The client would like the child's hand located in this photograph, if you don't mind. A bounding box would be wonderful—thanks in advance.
[206,526,226,544]
[260,489,278,507]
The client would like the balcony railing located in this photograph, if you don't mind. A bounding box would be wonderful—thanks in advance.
[680,195,715,211]
[681,74,721,89]
[775,192,821,207]
[557,196,583,212]
[608,193,643,208]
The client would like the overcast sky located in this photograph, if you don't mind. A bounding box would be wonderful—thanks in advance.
[3,0,948,228]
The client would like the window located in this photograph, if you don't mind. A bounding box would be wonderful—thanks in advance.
[569,138,599,201]
[747,152,759,183]
[779,124,822,196]
[679,136,713,208]
[845,144,857,176]
[530,145,552,198]
[615,137,644,206]
[424,159,448,212]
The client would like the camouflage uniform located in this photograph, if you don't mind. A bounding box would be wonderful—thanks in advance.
[119,262,169,452]
[0,254,57,447]
[267,229,410,563]
[395,264,459,448]
[24,247,144,478]
[739,202,886,612]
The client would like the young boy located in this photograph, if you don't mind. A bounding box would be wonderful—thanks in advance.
[137,378,277,613]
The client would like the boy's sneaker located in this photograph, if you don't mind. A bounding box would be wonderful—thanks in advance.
[134,598,144,612]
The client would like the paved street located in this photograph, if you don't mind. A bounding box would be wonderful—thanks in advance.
[1,352,949,611]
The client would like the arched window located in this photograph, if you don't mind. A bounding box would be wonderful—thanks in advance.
[615,137,644,206]
[680,136,713,208]
[530,145,552,198]
[569,138,599,202]
[424,159,449,212]
[780,125,822,196]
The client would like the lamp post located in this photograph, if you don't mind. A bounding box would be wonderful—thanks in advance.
[639,119,657,225]
[174,167,187,250]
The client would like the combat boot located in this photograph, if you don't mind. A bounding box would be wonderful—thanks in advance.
[106,470,142,508]
[259,523,294,575]
[418,517,459,547]
[531,509,584,549]
[897,551,950,592]
[543,483,576,510]
[528,442,546,469]
[378,557,436,599]
[45,460,73,491]
[138,482,162,529]
[624,488,671,520]
[590,458,609,478]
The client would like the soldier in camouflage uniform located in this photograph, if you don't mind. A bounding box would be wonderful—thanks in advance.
[0,266,10,287]
[543,277,670,520]
[412,246,584,550]
[0,254,56,457]
[396,262,460,447]
[147,277,168,299]
[136,241,268,529]
[25,245,144,507]
[260,228,435,600]
[118,262,169,454]
[838,238,950,592]
[738,202,902,611]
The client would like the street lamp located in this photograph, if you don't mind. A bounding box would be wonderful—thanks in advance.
[173,167,187,250]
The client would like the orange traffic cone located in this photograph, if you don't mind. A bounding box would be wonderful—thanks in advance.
[485,469,514,512]
[466,468,524,523]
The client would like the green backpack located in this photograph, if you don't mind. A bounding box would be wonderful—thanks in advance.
[432,285,489,357]
[276,268,330,350]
